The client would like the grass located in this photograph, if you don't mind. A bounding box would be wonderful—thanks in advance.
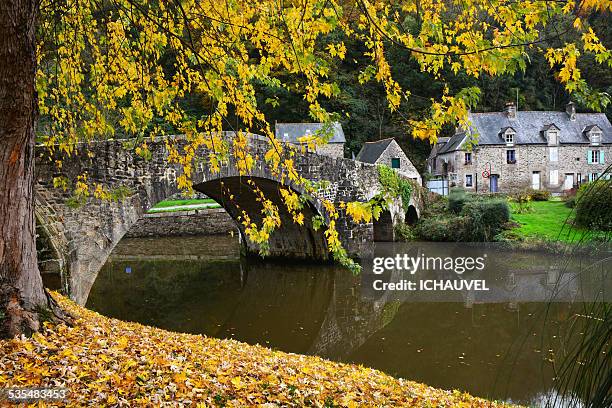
[147,198,222,213]
[151,198,218,208]
[510,200,601,243]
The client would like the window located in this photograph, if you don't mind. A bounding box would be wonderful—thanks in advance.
[506,149,516,164]
[391,158,401,169]
[589,150,600,164]
[577,173,582,185]
[465,174,473,187]
[505,132,514,145]
[464,152,472,164]
[549,147,558,162]
[549,170,559,186]
[548,131,558,146]
[591,132,601,145]
[590,173,599,182]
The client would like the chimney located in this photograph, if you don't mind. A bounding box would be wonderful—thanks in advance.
[566,101,576,121]
[505,102,516,118]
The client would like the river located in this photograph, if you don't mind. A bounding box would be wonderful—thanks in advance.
[85,235,609,407]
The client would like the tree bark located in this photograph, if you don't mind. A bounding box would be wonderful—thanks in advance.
[0,0,47,337]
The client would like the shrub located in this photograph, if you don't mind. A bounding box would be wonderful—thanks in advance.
[574,180,612,231]
[448,188,468,213]
[526,189,551,201]
[461,199,510,241]
[509,190,533,214]
[414,215,469,241]
[394,223,416,241]
[422,193,448,216]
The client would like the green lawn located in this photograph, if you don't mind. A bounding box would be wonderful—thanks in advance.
[151,198,218,208]
[510,200,601,243]
[148,198,221,213]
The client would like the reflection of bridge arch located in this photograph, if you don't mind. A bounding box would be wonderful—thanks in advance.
[34,133,424,304]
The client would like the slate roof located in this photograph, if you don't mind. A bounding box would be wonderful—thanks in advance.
[275,122,346,144]
[437,133,467,154]
[355,138,395,163]
[583,124,601,132]
[466,111,612,145]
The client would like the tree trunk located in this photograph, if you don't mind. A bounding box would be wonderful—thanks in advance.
[0,0,47,337]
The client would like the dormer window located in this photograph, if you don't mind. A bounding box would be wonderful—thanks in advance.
[500,127,515,146]
[584,125,602,145]
[542,124,560,146]
[592,132,602,145]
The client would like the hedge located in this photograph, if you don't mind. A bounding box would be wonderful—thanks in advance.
[414,215,470,241]
[461,199,510,241]
[416,196,511,242]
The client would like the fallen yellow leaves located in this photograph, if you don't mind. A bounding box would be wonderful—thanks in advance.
[0,293,521,407]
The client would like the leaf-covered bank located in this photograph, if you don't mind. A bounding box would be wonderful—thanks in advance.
[0,293,518,407]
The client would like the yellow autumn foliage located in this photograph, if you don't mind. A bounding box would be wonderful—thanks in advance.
[35,0,611,271]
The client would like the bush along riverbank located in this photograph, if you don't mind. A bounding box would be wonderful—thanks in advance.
[0,293,518,407]
[396,184,610,248]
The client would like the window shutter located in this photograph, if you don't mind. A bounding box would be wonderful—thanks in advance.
[587,150,592,164]
[600,150,605,164]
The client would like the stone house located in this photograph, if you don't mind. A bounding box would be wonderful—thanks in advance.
[356,138,422,185]
[275,122,346,159]
[427,102,611,193]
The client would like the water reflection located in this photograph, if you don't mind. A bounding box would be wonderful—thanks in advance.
[87,235,604,406]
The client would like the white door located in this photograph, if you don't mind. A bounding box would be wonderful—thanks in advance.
[564,174,574,190]
[532,172,540,190]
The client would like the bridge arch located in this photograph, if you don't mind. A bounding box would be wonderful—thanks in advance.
[373,210,394,242]
[34,134,424,304]
[193,176,329,260]
[405,204,419,226]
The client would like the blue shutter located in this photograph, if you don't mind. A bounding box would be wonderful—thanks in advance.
[587,150,592,164]
[600,150,605,164]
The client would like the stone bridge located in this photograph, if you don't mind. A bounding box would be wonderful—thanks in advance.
[34,133,424,304]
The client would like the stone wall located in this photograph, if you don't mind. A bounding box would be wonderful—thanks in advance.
[34,134,422,304]
[437,144,610,193]
[125,208,238,238]
[315,143,345,159]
